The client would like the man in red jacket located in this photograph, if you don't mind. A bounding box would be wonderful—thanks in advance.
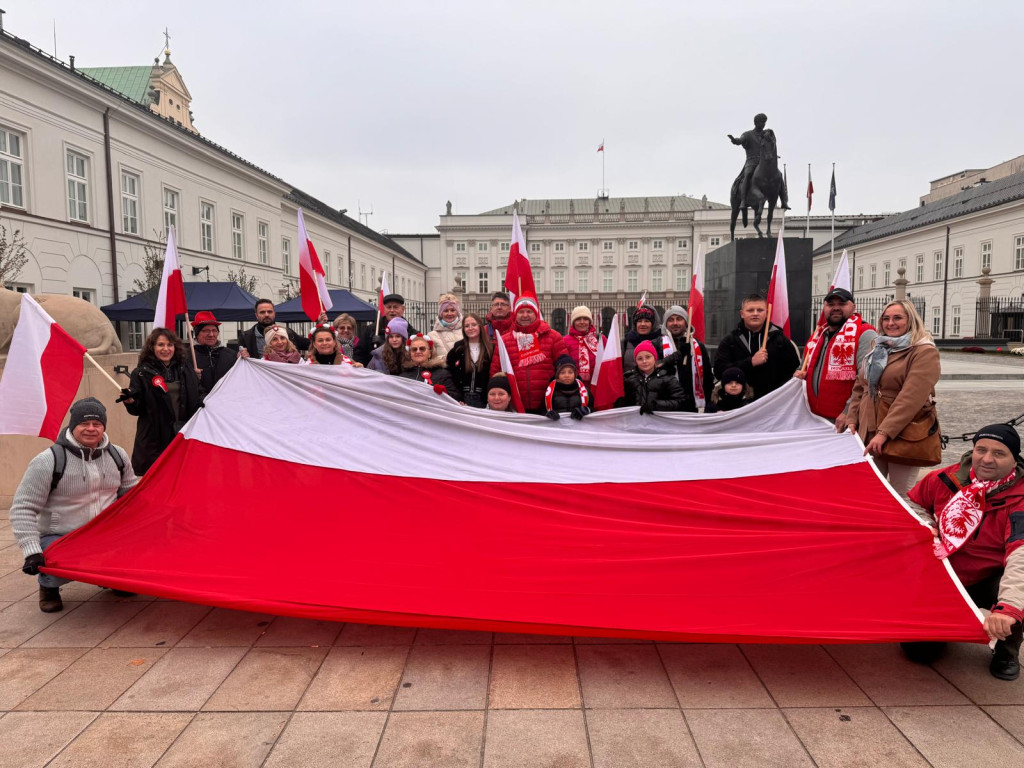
[905,423,1024,680]
[490,290,567,414]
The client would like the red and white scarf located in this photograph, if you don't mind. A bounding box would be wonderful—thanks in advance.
[544,380,590,412]
[575,328,599,381]
[934,469,1016,559]
[514,331,546,368]
[804,314,862,381]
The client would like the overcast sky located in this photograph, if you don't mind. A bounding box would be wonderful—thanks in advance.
[6,1,1022,233]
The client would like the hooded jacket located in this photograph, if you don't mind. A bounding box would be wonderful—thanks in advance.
[193,344,237,391]
[429,317,464,361]
[123,359,203,475]
[713,321,800,400]
[622,327,664,373]
[489,319,569,412]
[659,337,713,413]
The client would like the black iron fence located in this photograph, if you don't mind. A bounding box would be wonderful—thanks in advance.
[974,297,1024,341]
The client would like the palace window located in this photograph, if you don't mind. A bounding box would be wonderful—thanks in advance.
[883,261,890,286]
[577,269,589,293]
[477,242,489,252]
[553,271,565,292]
[676,239,688,249]
[933,251,943,281]
[603,241,614,251]
[554,242,565,252]
[231,213,244,259]
[915,254,924,282]
[478,270,489,293]
[455,242,466,252]
[870,263,877,288]
[120,172,139,234]
[603,271,614,292]
[932,307,941,335]
[72,288,94,303]
[0,127,25,208]
[1015,236,1024,271]
[531,242,541,253]
[578,241,589,252]
[953,246,963,278]
[257,221,269,265]
[981,241,992,272]
[627,269,639,292]
[282,238,291,274]
[675,267,688,291]
[200,202,215,253]
[709,236,721,247]
[650,268,663,292]
[500,241,509,252]
[66,150,89,222]
[951,305,961,336]
[857,266,864,290]
[163,188,179,235]
[628,240,638,250]
[652,240,664,250]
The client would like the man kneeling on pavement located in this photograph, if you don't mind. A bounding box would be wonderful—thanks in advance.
[905,423,1024,681]
[10,398,138,613]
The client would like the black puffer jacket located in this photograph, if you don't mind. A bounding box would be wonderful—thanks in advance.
[659,337,713,413]
[713,322,800,400]
[398,357,460,400]
[622,328,663,373]
[622,368,687,413]
[123,359,203,475]
[446,340,492,408]
[193,345,237,392]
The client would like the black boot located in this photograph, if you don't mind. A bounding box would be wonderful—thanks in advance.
[38,586,62,613]
[990,622,1022,681]
[901,641,946,664]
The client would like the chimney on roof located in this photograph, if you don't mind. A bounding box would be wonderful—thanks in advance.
[69,55,75,71]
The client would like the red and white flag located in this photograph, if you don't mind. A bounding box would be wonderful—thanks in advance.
[688,244,707,408]
[597,140,604,152]
[378,271,390,314]
[492,330,525,414]
[815,249,852,327]
[505,210,535,311]
[806,165,814,214]
[591,313,624,411]
[0,294,86,440]
[637,290,648,309]
[298,209,333,322]
[153,226,187,329]
[42,369,987,644]
[767,228,791,338]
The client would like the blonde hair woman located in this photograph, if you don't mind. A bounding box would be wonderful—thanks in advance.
[847,299,941,497]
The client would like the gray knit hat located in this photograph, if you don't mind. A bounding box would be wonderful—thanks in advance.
[68,397,107,431]
[663,305,689,323]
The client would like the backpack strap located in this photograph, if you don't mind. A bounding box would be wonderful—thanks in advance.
[48,444,67,493]
[105,444,126,476]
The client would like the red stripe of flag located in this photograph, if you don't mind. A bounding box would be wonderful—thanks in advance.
[38,323,87,440]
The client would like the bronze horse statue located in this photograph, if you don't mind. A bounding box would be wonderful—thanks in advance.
[730,131,787,240]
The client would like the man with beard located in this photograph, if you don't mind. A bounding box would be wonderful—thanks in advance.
[905,424,1024,681]
[795,288,876,428]
[713,295,799,400]
[353,293,418,366]
[238,299,310,359]
[485,292,514,341]
[191,311,237,391]
[658,306,713,413]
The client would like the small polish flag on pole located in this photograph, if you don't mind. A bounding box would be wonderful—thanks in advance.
[592,313,624,411]
[597,141,604,152]
[688,244,707,409]
[298,209,334,322]
[0,294,86,440]
[493,331,525,414]
[505,210,535,312]
[153,226,187,330]
[765,227,791,343]
[376,271,390,334]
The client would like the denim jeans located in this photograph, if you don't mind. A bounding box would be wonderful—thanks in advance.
[38,534,72,589]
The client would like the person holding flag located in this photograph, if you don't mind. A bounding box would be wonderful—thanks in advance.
[796,282,876,428]
[354,293,418,367]
[658,306,712,413]
[238,298,310,360]
[713,295,799,401]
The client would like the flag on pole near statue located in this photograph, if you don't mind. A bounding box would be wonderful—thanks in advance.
[592,313,624,410]
[297,209,333,322]
[828,167,837,212]
[378,271,390,314]
[0,294,86,440]
[492,331,525,414]
[806,165,814,213]
[153,226,187,329]
[688,244,707,408]
[766,228,791,339]
[504,210,535,311]
[597,140,604,152]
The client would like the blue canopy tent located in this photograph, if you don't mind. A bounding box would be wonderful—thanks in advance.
[272,290,377,323]
[100,282,260,322]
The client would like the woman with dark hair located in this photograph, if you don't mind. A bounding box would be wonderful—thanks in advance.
[369,318,409,374]
[622,305,663,373]
[305,324,357,366]
[446,313,493,407]
[119,328,203,475]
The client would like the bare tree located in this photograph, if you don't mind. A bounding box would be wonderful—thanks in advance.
[226,267,259,295]
[0,222,29,286]
[280,276,299,301]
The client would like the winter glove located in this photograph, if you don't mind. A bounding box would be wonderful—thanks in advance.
[570,406,589,420]
[23,553,45,575]
[544,409,561,421]
[432,384,448,395]
[116,388,138,403]
[639,401,654,415]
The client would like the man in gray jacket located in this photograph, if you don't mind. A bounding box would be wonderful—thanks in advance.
[10,398,138,612]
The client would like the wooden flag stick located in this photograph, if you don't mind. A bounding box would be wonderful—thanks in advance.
[84,352,126,392]
[799,325,823,373]
[761,303,773,351]
[183,311,200,371]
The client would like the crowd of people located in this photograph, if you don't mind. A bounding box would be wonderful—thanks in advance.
[7,285,1023,682]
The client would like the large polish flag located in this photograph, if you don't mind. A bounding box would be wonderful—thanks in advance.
[153,226,187,329]
[504,210,535,310]
[766,228,791,338]
[42,363,986,643]
[591,313,624,411]
[492,330,525,413]
[298,209,333,322]
[0,294,86,440]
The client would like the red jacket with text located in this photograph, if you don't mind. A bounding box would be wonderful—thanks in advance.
[490,319,568,412]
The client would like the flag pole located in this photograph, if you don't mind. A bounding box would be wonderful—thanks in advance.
[184,311,199,371]
[829,162,836,278]
[84,352,127,392]
[804,163,811,240]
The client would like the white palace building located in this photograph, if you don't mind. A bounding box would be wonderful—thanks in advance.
[0,23,427,349]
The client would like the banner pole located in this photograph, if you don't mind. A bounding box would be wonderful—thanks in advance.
[761,304,773,352]
[84,352,126,392]
[184,311,199,371]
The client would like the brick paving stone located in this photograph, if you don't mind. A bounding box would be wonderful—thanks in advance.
[0,648,87,710]
[784,707,930,767]
[110,646,247,712]
[576,644,678,709]
[587,709,703,768]
[175,607,275,647]
[21,600,146,648]
[16,646,166,711]
[253,616,343,647]
[374,711,484,768]
[982,706,1024,744]
[46,712,193,768]
[884,705,1024,767]
[298,646,408,711]
[493,631,572,644]
[393,644,490,711]
[413,628,493,645]
[685,708,815,768]
[0,599,84,648]
[482,709,589,768]
[263,712,386,768]
[0,711,97,768]
[334,623,417,646]
[203,647,327,712]
[658,643,774,709]
[0,570,39,601]
[931,642,1024,706]
[153,711,288,768]
[825,643,971,706]
[741,644,873,708]
[102,601,211,648]
[488,644,581,709]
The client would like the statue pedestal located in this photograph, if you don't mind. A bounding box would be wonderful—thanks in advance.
[705,238,813,347]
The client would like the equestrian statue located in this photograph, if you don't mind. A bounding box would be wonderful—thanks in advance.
[728,113,789,240]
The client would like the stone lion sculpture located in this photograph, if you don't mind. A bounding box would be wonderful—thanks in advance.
[0,284,123,356]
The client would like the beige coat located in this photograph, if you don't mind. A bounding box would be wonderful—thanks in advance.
[847,340,940,442]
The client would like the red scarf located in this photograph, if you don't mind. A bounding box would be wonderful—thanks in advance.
[934,469,1016,559]
[572,327,599,381]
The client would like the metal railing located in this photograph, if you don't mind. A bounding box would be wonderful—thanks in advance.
[808,295,926,330]
[974,297,1024,340]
